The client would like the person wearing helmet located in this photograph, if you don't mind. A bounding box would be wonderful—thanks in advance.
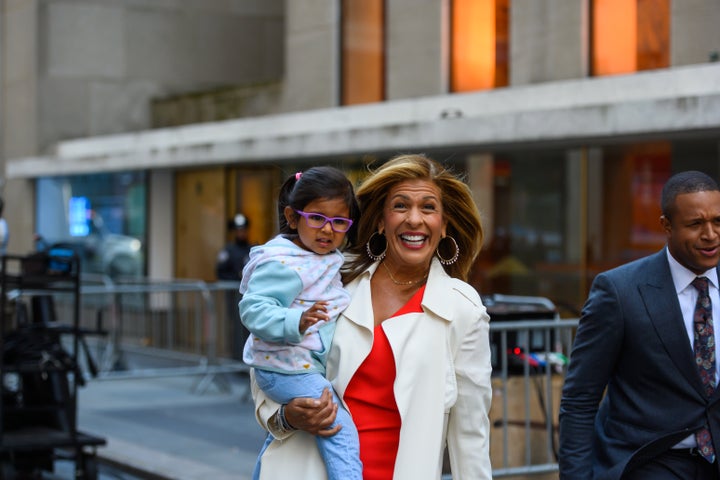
[217,213,252,280]
[217,213,253,360]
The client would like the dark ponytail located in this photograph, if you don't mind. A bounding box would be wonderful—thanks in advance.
[278,166,360,246]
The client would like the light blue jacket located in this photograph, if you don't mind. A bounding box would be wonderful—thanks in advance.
[239,235,350,374]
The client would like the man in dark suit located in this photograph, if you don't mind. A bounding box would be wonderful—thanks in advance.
[559,170,720,480]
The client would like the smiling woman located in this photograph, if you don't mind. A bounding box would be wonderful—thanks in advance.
[251,154,493,480]
[377,179,446,279]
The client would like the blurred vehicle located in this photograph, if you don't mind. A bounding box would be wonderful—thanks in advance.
[39,211,143,279]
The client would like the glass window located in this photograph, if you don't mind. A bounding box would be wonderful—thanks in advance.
[341,0,385,105]
[592,0,669,76]
[468,145,674,313]
[593,142,671,267]
[471,151,571,302]
[637,0,670,70]
[36,172,147,278]
[450,0,509,92]
[467,138,719,315]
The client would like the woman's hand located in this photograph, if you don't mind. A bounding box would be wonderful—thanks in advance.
[284,388,341,437]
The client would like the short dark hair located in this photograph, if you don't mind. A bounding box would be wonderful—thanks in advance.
[661,171,720,219]
[277,166,360,245]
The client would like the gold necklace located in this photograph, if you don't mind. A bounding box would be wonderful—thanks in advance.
[382,261,428,286]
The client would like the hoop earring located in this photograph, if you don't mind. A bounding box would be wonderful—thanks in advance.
[436,236,459,265]
[366,231,387,262]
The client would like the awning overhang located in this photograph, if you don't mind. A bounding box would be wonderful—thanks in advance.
[7,63,720,178]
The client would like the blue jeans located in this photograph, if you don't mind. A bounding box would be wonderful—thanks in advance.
[252,369,362,480]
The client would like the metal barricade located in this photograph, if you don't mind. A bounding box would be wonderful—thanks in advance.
[441,295,578,479]
[487,317,577,479]
[50,277,248,393]
[49,277,579,477]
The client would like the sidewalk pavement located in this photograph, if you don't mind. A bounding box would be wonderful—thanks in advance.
[76,374,267,480]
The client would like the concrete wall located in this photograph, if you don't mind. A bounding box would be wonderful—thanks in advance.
[38,0,284,148]
[11,63,720,178]
[511,0,588,85]
[148,169,173,280]
[286,0,594,99]
[281,0,338,112]
[281,0,448,109]
[4,0,39,159]
[2,0,40,254]
[671,0,720,67]
[386,0,446,99]
[2,0,283,255]
[6,0,720,260]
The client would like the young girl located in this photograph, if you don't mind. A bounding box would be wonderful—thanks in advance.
[239,166,362,480]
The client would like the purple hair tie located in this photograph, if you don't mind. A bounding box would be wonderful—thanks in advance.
[295,172,302,181]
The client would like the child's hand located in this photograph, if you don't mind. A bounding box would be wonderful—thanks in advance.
[299,301,329,333]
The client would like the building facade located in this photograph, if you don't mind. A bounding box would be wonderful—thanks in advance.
[3,0,720,314]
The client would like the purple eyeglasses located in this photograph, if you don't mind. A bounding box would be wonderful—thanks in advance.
[294,210,353,233]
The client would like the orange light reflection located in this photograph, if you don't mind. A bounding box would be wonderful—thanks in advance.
[593,0,637,75]
[452,0,495,92]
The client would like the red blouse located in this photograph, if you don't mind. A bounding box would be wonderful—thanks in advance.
[344,286,426,480]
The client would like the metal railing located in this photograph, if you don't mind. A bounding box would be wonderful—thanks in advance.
[438,316,578,479]
[489,317,577,479]
[43,276,249,393]
[30,277,577,478]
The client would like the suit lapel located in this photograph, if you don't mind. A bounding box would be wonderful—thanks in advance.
[341,269,375,332]
[640,252,706,398]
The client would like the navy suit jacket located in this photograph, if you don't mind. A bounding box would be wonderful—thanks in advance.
[559,249,720,479]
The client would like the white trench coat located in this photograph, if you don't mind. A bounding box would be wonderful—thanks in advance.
[253,259,493,480]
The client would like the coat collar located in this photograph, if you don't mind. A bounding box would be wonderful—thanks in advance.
[342,257,457,330]
[420,258,457,323]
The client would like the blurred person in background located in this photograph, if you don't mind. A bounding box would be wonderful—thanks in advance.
[217,212,253,360]
[218,213,252,281]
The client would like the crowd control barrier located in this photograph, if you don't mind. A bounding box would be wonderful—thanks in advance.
[51,277,248,393]
[443,295,578,479]
[47,278,576,478]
